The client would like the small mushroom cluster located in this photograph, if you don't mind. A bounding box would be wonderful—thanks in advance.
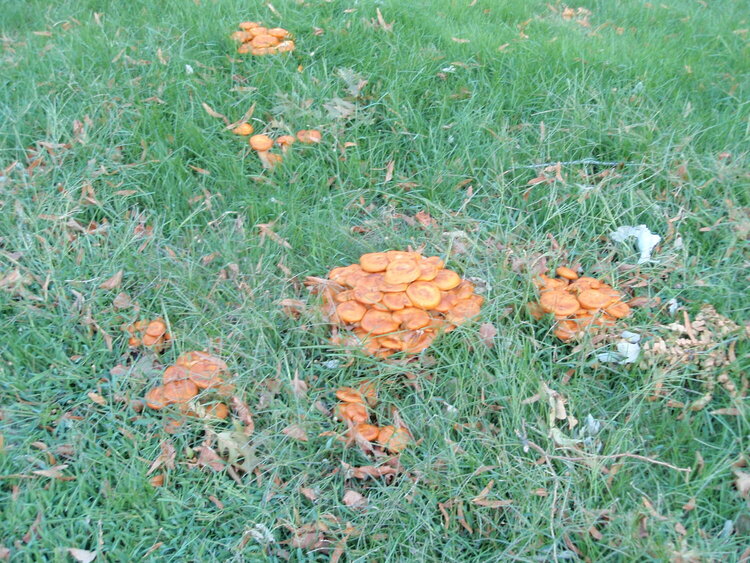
[125,319,172,352]
[528,267,631,341]
[246,130,322,169]
[334,384,410,454]
[321,251,483,357]
[144,351,232,419]
[231,21,295,55]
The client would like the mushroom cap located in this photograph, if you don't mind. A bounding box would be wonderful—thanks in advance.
[405,281,441,309]
[417,261,439,281]
[248,26,269,37]
[355,423,380,441]
[249,134,274,151]
[145,386,168,409]
[336,387,364,403]
[353,283,384,305]
[275,134,295,146]
[446,298,482,323]
[452,280,475,300]
[554,320,579,341]
[145,319,167,337]
[162,379,198,404]
[163,365,190,383]
[381,292,411,311]
[336,300,367,324]
[374,274,408,292]
[402,330,435,353]
[232,122,254,136]
[237,43,252,54]
[539,290,580,316]
[386,250,419,262]
[393,307,431,330]
[535,275,569,291]
[432,269,461,290]
[424,256,445,269]
[329,264,360,284]
[231,30,253,42]
[264,152,283,167]
[360,252,390,273]
[605,300,631,319]
[384,259,421,285]
[277,40,296,53]
[177,351,228,373]
[434,291,458,313]
[377,334,404,350]
[360,309,399,335]
[569,277,601,292]
[250,34,279,48]
[578,289,614,310]
[358,380,378,406]
[142,333,162,347]
[334,289,355,303]
[337,402,369,423]
[206,403,229,419]
[128,336,141,347]
[268,27,290,38]
[250,47,269,55]
[239,21,261,30]
[296,129,322,143]
[556,266,579,280]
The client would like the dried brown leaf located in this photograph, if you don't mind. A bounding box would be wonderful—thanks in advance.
[479,322,497,347]
[290,370,308,398]
[735,470,750,499]
[282,424,308,442]
[112,292,132,309]
[300,487,318,501]
[342,490,367,509]
[202,102,230,125]
[230,396,254,436]
[87,391,106,406]
[147,440,176,475]
[471,498,513,508]
[99,270,123,290]
[196,444,225,472]
[32,465,71,479]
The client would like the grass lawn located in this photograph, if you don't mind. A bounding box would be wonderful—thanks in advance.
[1,0,749,560]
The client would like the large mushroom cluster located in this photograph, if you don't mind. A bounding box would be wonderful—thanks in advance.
[144,351,232,418]
[334,384,410,454]
[231,21,295,55]
[528,267,631,341]
[320,251,483,357]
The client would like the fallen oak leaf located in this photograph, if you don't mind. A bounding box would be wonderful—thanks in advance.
[230,396,254,436]
[342,490,368,509]
[282,424,308,442]
[87,391,106,406]
[196,442,225,472]
[99,270,123,290]
[341,461,401,480]
[146,440,176,475]
[479,322,497,348]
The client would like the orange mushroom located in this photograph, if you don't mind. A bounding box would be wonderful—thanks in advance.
[237,43,252,54]
[556,266,579,280]
[239,21,261,30]
[353,284,384,305]
[605,301,631,319]
[354,423,380,441]
[360,252,390,273]
[539,290,580,316]
[432,269,461,290]
[377,425,395,445]
[383,427,410,453]
[336,301,367,324]
[206,403,229,419]
[382,292,411,311]
[249,134,274,152]
[336,402,369,424]
[275,135,295,153]
[336,387,364,403]
[277,40,296,53]
[161,379,198,404]
[405,281,441,309]
[232,123,254,136]
[268,27,290,39]
[250,34,279,48]
[360,309,399,335]
[146,386,169,410]
[384,259,421,285]
[296,129,322,144]
[577,289,615,310]
[393,307,431,330]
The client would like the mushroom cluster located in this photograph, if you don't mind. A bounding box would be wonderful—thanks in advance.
[334,384,410,453]
[231,21,295,55]
[144,351,232,419]
[320,251,483,357]
[125,319,172,352]
[246,130,322,169]
[528,267,631,341]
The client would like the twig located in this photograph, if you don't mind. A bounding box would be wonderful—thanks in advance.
[526,440,692,474]
[507,159,641,171]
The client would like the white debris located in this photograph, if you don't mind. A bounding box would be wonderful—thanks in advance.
[185,64,194,75]
[667,298,681,316]
[610,225,661,264]
[322,360,340,369]
[597,331,641,364]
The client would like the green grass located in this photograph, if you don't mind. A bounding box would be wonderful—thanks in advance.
[1,0,748,560]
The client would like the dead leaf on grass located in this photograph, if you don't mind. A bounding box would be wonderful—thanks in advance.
[146,440,176,475]
[282,424,308,442]
[230,396,254,436]
[99,270,123,290]
[479,322,497,347]
[734,470,750,499]
[342,490,368,509]
[66,548,97,563]
[291,370,308,398]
